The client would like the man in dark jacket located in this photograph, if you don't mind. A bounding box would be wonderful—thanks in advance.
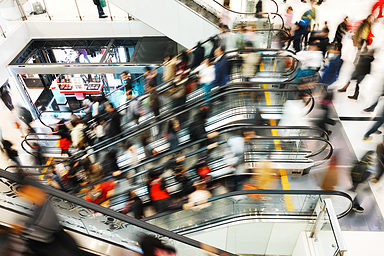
[93,0,107,18]
[190,42,205,69]
[105,102,121,138]
[333,17,348,51]
[213,45,230,88]
[338,49,375,100]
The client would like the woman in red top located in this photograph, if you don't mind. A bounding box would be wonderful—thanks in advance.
[147,170,171,212]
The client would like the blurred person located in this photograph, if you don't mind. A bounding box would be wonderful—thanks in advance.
[81,98,93,123]
[279,93,311,127]
[235,25,247,50]
[224,131,246,191]
[0,80,14,111]
[2,139,21,166]
[349,151,375,213]
[313,90,336,135]
[193,57,215,104]
[194,158,212,183]
[172,162,194,197]
[121,71,132,92]
[102,149,121,177]
[255,0,263,18]
[240,41,261,81]
[165,119,180,151]
[352,14,375,63]
[17,106,33,131]
[70,119,86,149]
[214,45,230,100]
[15,183,82,255]
[118,140,139,179]
[295,43,323,87]
[188,107,210,146]
[333,17,349,51]
[126,90,142,125]
[163,55,177,81]
[147,169,171,212]
[284,6,294,30]
[139,234,176,256]
[176,51,189,75]
[293,0,317,52]
[169,77,188,124]
[372,0,384,19]
[183,180,212,210]
[337,49,375,100]
[105,102,122,138]
[309,22,330,55]
[321,153,338,190]
[319,44,343,86]
[144,66,158,89]
[209,36,220,60]
[75,49,90,63]
[220,2,231,27]
[121,190,144,219]
[85,178,116,205]
[93,0,107,18]
[141,131,158,158]
[363,106,384,140]
[148,85,162,131]
[372,139,384,183]
[218,24,236,51]
[190,42,205,70]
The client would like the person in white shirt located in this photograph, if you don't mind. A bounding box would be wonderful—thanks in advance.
[193,58,216,104]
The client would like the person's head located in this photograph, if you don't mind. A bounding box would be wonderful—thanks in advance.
[245,41,254,49]
[180,50,189,63]
[344,16,349,23]
[367,14,375,23]
[125,140,133,150]
[145,66,152,73]
[287,6,293,13]
[121,71,131,80]
[193,180,207,190]
[105,102,115,112]
[214,45,225,57]
[167,119,180,134]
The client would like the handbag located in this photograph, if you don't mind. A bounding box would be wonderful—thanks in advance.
[100,0,106,8]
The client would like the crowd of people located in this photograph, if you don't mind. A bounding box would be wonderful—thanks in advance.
[4,0,384,254]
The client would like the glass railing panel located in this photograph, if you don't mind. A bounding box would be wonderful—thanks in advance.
[0,172,233,256]
[36,0,79,21]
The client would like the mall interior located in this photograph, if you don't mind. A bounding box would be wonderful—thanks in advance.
[0,0,384,255]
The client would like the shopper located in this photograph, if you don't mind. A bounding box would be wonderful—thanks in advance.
[284,6,294,30]
[121,190,144,219]
[349,151,375,213]
[105,102,122,138]
[75,49,90,63]
[2,139,21,166]
[139,235,176,256]
[352,14,375,63]
[241,41,261,81]
[144,66,158,89]
[337,49,375,100]
[319,44,343,86]
[193,58,215,104]
[15,183,82,256]
[121,71,133,92]
[147,169,171,212]
[163,55,177,82]
[0,80,14,111]
[126,90,142,125]
[190,42,205,70]
[363,107,384,140]
[213,45,230,89]
[372,140,384,183]
[333,17,349,51]
[93,0,107,18]
[70,119,86,149]
[165,119,180,151]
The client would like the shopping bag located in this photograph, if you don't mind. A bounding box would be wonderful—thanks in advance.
[100,0,107,8]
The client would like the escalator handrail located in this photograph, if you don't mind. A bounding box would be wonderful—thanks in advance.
[12,126,332,195]
[21,86,313,161]
[13,124,328,173]
[144,188,353,221]
[0,169,236,256]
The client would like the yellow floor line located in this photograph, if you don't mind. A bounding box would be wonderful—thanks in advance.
[260,62,294,211]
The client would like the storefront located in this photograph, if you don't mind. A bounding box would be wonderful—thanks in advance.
[8,36,181,120]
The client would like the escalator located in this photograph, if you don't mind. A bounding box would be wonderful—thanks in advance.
[0,169,351,256]
[22,86,312,161]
